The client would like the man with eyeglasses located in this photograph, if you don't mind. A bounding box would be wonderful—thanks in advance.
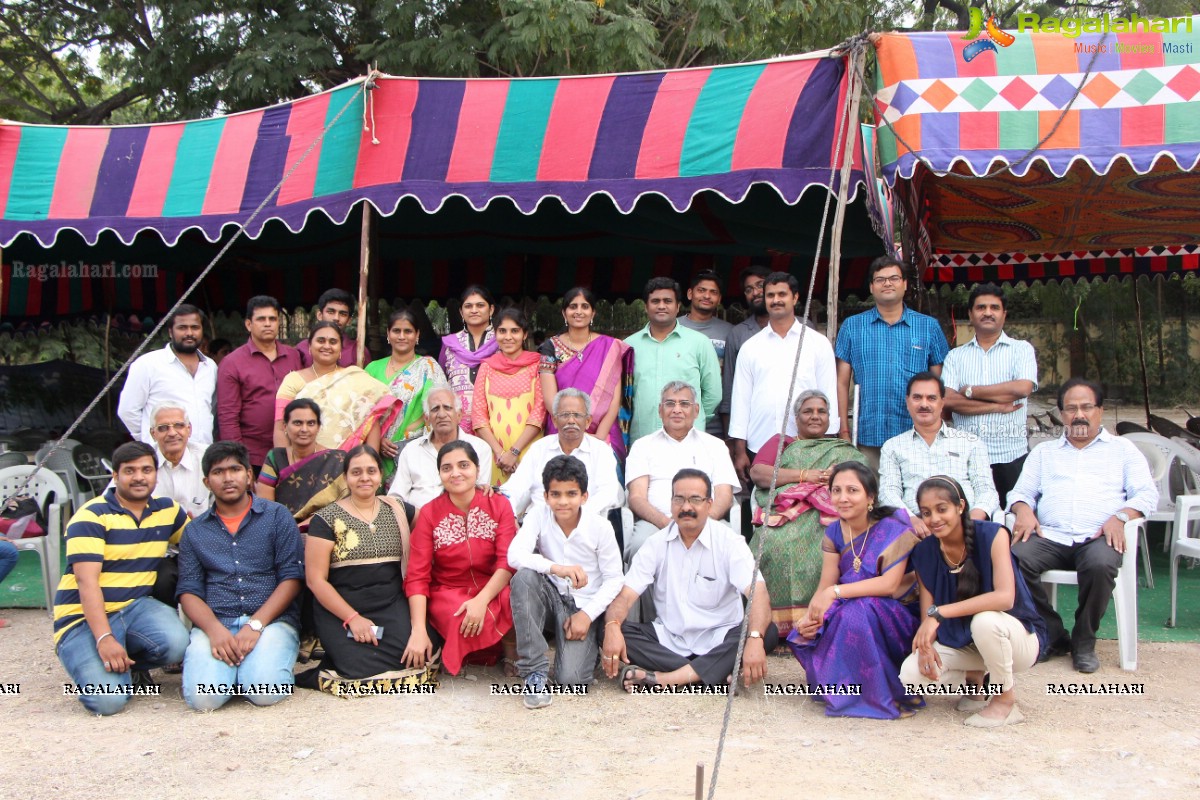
[147,403,211,520]
[625,382,740,564]
[600,469,778,692]
[388,385,493,510]
[834,257,949,470]
[1007,378,1157,673]
[501,388,622,518]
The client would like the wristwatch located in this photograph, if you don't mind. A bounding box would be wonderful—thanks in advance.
[748,630,763,640]
[1115,511,1131,524]
[926,605,945,624]
[964,385,974,399]
[247,619,264,633]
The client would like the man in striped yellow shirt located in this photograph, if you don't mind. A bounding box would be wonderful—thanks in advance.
[53,441,190,715]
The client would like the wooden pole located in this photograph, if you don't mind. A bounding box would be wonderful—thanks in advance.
[357,201,372,366]
[695,762,704,800]
[825,47,865,340]
[1132,277,1152,427]
[0,243,4,325]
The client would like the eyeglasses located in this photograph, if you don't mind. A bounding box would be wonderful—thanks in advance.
[153,422,189,433]
[287,419,319,427]
[555,412,587,421]
[661,400,695,410]
[1063,404,1097,415]
[671,495,711,506]
[872,275,905,285]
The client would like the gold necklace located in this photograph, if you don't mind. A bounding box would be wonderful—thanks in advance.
[349,496,380,533]
[942,546,967,573]
[312,363,338,378]
[847,520,870,572]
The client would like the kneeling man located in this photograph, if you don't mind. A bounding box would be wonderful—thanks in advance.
[601,469,779,690]
[178,441,305,710]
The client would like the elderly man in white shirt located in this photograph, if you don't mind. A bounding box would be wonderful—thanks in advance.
[879,372,999,536]
[600,469,777,690]
[502,388,622,518]
[388,385,493,509]
[147,403,211,519]
[117,305,217,444]
[1009,378,1158,674]
[507,455,624,706]
[728,271,838,483]
[625,381,740,563]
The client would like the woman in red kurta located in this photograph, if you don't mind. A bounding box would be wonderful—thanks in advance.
[402,440,517,675]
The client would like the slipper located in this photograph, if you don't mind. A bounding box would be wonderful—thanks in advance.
[619,664,658,693]
[956,696,989,713]
[964,704,1025,728]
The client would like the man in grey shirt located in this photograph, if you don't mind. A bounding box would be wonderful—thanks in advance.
[678,270,733,438]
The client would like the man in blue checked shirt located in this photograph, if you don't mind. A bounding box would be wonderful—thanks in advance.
[177,441,304,711]
[835,257,950,470]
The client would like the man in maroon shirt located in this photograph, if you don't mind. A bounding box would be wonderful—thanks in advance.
[295,288,370,367]
[217,296,302,471]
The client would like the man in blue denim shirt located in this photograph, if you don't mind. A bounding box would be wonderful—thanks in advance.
[177,441,303,711]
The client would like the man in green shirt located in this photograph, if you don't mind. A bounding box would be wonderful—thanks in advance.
[624,277,721,443]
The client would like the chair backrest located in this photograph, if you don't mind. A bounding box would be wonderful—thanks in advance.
[1172,494,1200,546]
[0,451,29,469]
[0,465,70,507]
[1127,437,1169,482]
[1124,431,1196,504]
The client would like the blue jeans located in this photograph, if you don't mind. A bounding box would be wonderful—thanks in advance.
[182,615,299,711]
[55,596,189,716]
[0,539,18,584]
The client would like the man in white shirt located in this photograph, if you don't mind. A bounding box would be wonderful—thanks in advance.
[507,456,624,707]
[729,271,838,484]
[118,305,217,445]
[1009,378,1158,674]
[879,372,999,535]
[388,385,493,509]
[600,469,777,690]
[501,389,622,517]
[625,381,740,562]
[147,404,210,519]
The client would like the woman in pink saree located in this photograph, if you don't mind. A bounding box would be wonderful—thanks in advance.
[537,287,634,461]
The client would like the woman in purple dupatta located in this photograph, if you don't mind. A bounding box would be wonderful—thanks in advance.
[537,287,634,460]
[788,461,922,719]
[439,285,498,435]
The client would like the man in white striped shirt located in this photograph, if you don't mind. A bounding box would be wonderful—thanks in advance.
[942,284,1038,507]
[1009,378,1158,674]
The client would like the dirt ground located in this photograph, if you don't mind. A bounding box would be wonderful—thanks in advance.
[2,609,1199,800]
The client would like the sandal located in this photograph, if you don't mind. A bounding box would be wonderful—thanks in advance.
[619,664,658,693]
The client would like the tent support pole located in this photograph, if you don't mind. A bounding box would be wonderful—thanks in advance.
[0,244,4,324]
[1132,277,1152,427]
[825,47,864,341]
[357,201,373,366]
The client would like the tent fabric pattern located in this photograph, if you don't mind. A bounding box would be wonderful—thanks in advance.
[926,243,1200,285]
[0,53,862,249]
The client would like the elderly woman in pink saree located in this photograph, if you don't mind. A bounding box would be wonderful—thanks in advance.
[538,287,634,460]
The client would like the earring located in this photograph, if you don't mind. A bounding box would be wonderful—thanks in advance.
[867,502,874,512]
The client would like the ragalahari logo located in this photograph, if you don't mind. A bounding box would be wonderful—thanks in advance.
[962,7,1015,62]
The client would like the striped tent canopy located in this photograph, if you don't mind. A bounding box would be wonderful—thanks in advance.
[0,51,863,249]
[873,18,1200,285]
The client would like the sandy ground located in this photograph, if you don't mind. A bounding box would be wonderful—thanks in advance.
[2,609,1199,800]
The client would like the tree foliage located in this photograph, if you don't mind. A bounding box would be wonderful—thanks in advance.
[0,0,908,125]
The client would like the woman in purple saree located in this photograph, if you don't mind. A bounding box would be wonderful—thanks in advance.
[537,287,634,460]
[788,461,922,719]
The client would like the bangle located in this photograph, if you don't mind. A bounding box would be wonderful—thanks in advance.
[96,632,113,647]
[605,620,621,627]
[342,612,360,629]
[833,585,842,599]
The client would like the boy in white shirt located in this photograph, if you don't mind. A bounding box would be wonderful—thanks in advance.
[507,455,623,709]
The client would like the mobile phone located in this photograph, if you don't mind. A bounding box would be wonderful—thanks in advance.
[347,626,384,639]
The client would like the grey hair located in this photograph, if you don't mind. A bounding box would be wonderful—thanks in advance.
[792,389,830,417]
[552,388,592,417]
[422,384,461,415]
[150,402,190,425]
[660,381,697,402]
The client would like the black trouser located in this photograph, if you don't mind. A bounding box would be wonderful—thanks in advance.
[151,554,178,608]
[1010,535,1121,654]
[621,621,780,686]
[991,454,1028,511]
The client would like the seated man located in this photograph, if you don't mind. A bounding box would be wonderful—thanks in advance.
[177,441,304,711]
[1009,378,1157,673]
[502,389,622,518]
[879,372,998,536]
[625,381,740,562]
[507,455,624,708]
[601,469,778,690]
[53,442,190,716]
[388,385,493,510]
[148,403,210,519]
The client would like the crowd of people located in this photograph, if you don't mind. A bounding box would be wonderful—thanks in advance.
[38,259,1158,724]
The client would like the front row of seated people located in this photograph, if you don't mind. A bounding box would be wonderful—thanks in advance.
[52,377,1155,723]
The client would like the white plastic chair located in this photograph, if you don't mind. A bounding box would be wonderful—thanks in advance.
[34,440,88,513]
[1167,494,1200,628]
[0,465,71,614]
[1122,432,1197,556]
